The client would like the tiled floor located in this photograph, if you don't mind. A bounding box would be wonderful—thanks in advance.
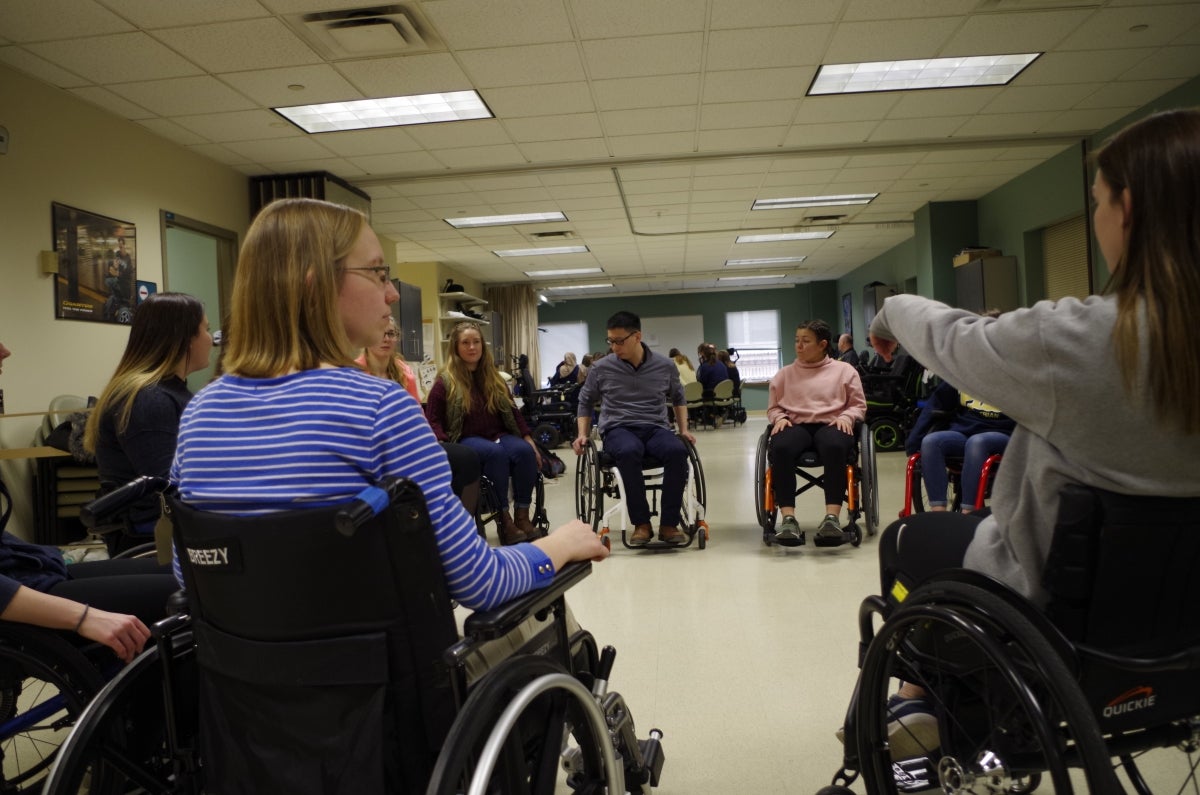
[534,417,901,793]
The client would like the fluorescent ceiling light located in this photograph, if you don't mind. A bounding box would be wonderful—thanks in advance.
[725,256,807,267]
[717,274,785,282]
[736,231,835,243]
[274,90,492,133]
[545,283,613,291]
[809,54,1040,96]
[494,245,590,257]
[524,267,603,277]
[753,194,877,210]
[445,212,567,228]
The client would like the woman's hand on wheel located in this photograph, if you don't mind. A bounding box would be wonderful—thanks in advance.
[536,519,611,568]
[80,608,151,663]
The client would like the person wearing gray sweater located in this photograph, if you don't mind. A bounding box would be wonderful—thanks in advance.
[861,107,1200,760]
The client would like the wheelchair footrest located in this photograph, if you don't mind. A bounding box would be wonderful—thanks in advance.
[771,532,805,547]
[812,532,850,548]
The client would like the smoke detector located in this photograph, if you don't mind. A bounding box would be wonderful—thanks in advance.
[291,5,443,59]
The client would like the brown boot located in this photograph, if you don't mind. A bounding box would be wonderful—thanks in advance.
[514,507,539,539]
[629,523,653,546]
[658,525,688,546]
[499,511,529,545]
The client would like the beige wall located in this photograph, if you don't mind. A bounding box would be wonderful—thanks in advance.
[0,64,249,537]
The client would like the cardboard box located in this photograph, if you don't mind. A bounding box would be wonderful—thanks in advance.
[953,247,1002,267]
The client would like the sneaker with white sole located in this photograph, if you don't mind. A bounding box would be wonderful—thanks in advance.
[816,513,843,541]
[886,695,940,760]
[774,515,801,542]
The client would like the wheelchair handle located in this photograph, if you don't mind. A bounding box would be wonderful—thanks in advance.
[82,475,170,528]
[334,478,411,536]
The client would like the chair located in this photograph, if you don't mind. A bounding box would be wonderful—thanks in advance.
[33,395,100,545]
[752,422,879,548]
[46,477,664,794]
[682,381,704,429]
[825,485,1200,795]
[702,379,735,429]
[575,436,708,551]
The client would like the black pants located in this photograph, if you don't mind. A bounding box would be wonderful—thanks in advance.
[877,511,982,605]
[50,558,178,626]
[768,423,855,507]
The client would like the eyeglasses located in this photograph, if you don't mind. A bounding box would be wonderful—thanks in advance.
[605,331,638,346]
[343,264,392,287]
[382,330,399,340]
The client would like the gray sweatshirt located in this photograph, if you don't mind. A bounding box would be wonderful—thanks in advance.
[870,293,1200,604]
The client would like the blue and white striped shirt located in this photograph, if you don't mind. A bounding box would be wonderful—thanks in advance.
[170,368,553,610]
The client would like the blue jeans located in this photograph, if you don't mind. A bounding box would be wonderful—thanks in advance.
[920,431,1010,508]
[460,434,536,510]
[602,425,687,528]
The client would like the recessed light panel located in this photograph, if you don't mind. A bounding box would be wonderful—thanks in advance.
[274,90,492,133]
[717,274,786,282]
[524,267,603,277]
[752,194,877,210]
[545,283,613,290]
[494,245,590,257]
[446,212,567,228]
[725,257,807,267]
[809,54,1040,96]
[735,231,834,243]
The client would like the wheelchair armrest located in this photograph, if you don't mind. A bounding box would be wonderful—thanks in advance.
[461,561,592,641]
[82,475,171,528]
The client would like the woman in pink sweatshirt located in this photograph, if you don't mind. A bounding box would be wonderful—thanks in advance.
[766,319,867,543]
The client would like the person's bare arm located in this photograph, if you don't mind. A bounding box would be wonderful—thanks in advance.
[2,586,150,663]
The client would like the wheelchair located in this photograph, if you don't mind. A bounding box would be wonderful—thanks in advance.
[475,472,551,543]
[515,365,581,450]
[900,450,1003,517]
[861,353,925,453]
[574,436,708,551]
[45,476,665,794]
[822,485,1200,795]
[753,422,879,548]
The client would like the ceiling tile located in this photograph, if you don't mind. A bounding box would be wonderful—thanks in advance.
[941,9,1092,56]
[782,121,878,147]
[602,106,696,136]
[581,33,704,80]
[591,74,701,110]
[823,17,962,62]
[798,93,900,124]
[172,109,301,141]
[706,26,832,70]
[224,135,334,162]
[0,0,132,42]
[1041,106,1140,132]
[68,85,155,119]
[1018,48,1153,86]
[953,111,1060,136]
[481,82,594,117]
[152,18,321,73]
[25,33,203,83]
[220,64,363,106]
[570,0,707,38]
[108,76,258,116]
[406,119,515,149]
[186,142,254,165]
[980,83,1103,114]
[104,0,268,28]
[520,139,612,161]
[0,47,89,87]
[458,43,586,87]
[841,0,976,23]
[1074,78,1183,109]
[424,0,574,48]
[700,100,798,130]
[710,0,844,28]
[504,113,604,143]
[1058,5,1200,51]
[622,177,692,194]
[312,128,424,157]
[1118,44,1200,80]
[136,117,210,146]
[885,87,1002,119]
[336,53,475,95]
[431,144,527,169]
[267,156,367,177]
[702,67,816,103]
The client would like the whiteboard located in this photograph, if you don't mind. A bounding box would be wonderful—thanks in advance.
[538,321,589,387]
[641,315,704,361]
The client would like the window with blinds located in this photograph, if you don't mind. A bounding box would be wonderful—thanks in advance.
[1043,214,1091,300]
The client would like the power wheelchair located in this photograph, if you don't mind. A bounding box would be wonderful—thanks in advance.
[514,365,581,450]
[44,476,666,794]
[861,353,925,453]
[753,422,880,548]
[574,436,708,551]
[822,485,1200,795]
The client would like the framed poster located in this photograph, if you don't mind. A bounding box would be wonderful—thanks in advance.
[52,202,137,324]
[842,292,853,337]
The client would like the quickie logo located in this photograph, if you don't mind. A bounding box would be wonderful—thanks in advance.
[1103,685,1156,719]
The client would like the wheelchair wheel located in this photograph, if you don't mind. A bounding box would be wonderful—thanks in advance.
[869,416,904,453]
[753,428,776,537]
[858,423,879,536]
[427,654,610,795]
[45,630,199,795]
[0,625,106,793]
[854,580,1119,795]
[575,441,603,533]
[532,423,562,449]
[684,438,706,517]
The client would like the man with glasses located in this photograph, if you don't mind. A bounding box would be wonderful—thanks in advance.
[572,311,696,546]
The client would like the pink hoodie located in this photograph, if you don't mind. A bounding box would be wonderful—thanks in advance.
[767,357,866,426]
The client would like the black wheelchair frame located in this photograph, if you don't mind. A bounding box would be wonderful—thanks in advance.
[44,476,666,795]
[475,473,551,544]
[861,354,925,453]
[822,485,1200,795]
[574,436,708,551]
[753,422,879,549]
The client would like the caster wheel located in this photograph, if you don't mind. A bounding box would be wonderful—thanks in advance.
[850,524,862,548]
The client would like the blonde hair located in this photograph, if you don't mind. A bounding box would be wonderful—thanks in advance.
[84,292,204,452]
[1096,108,1200,434]
[222,198,365,377]
[442,322,511,414]
[363,316,407,388]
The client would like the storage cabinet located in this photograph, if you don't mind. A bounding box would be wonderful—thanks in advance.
[393,280,423,362]
[955,255,1018,314]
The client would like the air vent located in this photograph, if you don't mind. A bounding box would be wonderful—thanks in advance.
[803,214,847,223]
[291,5,444,59]
[530,230,576,240]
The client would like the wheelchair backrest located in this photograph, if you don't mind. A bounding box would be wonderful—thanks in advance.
[1044,484,1200,652]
